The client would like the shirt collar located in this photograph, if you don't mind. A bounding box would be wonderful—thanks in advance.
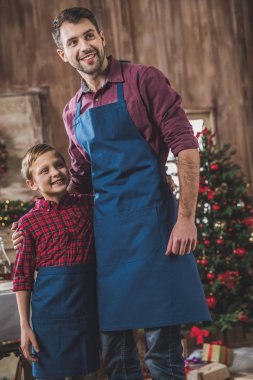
[77,56,124,101]
[34,192,71,211]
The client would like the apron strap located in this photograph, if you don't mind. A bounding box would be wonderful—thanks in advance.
[75,97,82,119]
[117,83,124,101]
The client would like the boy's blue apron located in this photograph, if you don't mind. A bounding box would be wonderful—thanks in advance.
[74,82,211,331]
[31,264,99,378]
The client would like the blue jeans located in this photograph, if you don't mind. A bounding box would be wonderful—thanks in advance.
[38,374,98,380]
[101,325,185,380]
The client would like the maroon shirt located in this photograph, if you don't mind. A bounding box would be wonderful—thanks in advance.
[63,56,198,193]
[13,193,95,292]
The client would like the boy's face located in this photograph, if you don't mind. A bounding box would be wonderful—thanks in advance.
[27,150,69,203]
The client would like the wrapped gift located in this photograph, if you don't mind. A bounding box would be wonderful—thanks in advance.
[202,343,233,366]
[200,363,231,380]
[234,373,253,380]
[187,363,231,380]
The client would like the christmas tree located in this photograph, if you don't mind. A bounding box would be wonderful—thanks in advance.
[0,139,33,228]
[195,128,253,332]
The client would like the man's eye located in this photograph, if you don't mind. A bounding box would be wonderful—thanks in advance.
[86,33,95,40]
[69,40,77,47]
[56,163,64,168]
[40,169,48,174]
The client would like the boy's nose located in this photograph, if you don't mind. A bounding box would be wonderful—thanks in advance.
[51,167,60,176]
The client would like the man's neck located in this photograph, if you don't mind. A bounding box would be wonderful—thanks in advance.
[79,57,110,93]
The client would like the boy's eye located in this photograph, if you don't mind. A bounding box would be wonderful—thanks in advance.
[56,162,64,168]
[40,168,48,174]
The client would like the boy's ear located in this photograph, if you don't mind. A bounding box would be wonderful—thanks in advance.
[57,49,68,62]
[26,179,38,191]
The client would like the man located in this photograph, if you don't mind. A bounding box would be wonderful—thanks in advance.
[14,7,211,380]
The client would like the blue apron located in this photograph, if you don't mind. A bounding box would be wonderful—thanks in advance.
[74,82,211,331]
[31,264,99,378]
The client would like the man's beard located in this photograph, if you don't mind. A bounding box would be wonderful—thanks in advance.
[76,48,106,75]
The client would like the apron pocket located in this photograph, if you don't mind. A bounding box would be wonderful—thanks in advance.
[94,206,162,266]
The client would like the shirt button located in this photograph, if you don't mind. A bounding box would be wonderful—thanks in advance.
[95,97,99,102]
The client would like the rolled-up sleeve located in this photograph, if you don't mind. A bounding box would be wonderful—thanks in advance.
[13,228,35,292]
[139,66,199,156]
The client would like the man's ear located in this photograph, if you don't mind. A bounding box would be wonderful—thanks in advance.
[26,179,38,192]
[57,49,68,62]
[100,31,106,48]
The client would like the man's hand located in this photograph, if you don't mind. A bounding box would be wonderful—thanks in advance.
[20,325,40,362]
[11,222,23,250]
[165,218,197,255]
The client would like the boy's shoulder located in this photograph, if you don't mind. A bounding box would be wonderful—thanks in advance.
[17,205,40,230]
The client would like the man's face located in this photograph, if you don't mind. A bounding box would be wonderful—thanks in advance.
[57,19,106,75]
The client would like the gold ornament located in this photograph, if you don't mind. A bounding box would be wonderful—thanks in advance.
[221,183,228,192]
[214,221,222,229]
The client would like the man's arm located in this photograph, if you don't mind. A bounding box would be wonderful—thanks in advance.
[166,148,199,255]
[63,108,93,195]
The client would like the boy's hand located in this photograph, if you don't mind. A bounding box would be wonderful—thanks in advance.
[20,326,40,362]
[11,222,24,250]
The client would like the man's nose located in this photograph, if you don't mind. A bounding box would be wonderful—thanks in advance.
[79,38,90,51]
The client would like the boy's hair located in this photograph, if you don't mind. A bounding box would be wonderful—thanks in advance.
[21,144,66,181]
[51,7,100,49]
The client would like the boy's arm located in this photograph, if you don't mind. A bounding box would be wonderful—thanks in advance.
[16,291,40,361]
[13,227,40,361]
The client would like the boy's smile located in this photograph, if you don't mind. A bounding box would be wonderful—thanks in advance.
[27,150,69,203]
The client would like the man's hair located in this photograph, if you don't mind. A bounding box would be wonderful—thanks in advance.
[51,7,100,49]
[21,144,66,181]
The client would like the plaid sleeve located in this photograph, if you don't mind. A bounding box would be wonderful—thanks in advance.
[12,227,36,292]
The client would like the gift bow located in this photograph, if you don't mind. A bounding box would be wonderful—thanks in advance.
[190,326,210,344]
[211,340,222,345]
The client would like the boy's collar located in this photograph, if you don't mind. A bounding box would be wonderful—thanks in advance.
[35,192,70,210]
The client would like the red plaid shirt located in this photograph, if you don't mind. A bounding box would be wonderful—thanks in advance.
[13,193,95,292]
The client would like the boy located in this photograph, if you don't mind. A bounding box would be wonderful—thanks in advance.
[13,144,99,380]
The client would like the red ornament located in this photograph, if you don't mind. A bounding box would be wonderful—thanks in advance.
[233,248,246,256]
[206,296,217,309]
[201,258,209,266]
[204,239,211,246]
[212,204,221,211]
[207,191,215,200]
[210,163,219,171]
[238,314,249,322]
[207,272,215,280]
[216,239,224,245]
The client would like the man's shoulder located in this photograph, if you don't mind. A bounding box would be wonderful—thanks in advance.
[121,60,164,79]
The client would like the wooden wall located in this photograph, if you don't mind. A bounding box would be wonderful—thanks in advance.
[0,0,252,183]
